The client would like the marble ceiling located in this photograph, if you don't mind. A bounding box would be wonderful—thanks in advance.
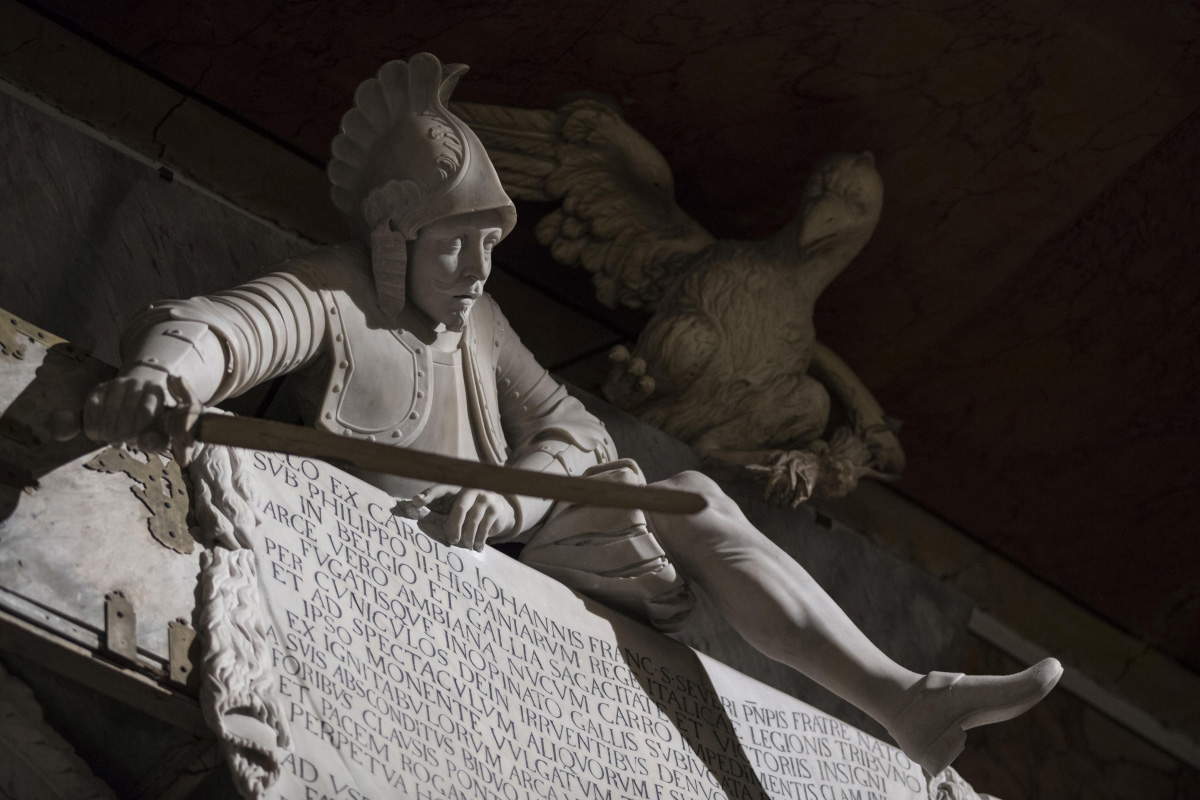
[27,0,1200,670]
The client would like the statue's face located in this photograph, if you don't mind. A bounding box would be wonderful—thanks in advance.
[409,211,504,331]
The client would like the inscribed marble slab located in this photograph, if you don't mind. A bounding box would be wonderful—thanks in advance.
[226,448,964,800]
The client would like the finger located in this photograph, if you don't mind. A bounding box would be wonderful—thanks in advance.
[445,490,473,547]
[420,484,458,503]
[164,399,192,446]
[99,380,130,443]
[423,484,461,515]
[133,382,167,451]
[165,373,196,407]
[132,384,162,438]
[116,383,150,444]
[82,383,110,442]
[476,507,499,552]
[463,496,490,551]
[394,484,457,521]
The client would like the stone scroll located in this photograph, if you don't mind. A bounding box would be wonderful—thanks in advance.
[189,443,986,800]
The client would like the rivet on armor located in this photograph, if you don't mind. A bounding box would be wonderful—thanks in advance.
[367,435,375,442]
[417,391,424,399]
[324,412,332,419]
[417,370,424,378]
[391,430,401,438]
[335,333,343,342]
[513,391,520,399]
[329,308,337,315]
[339,361,348,369]
[332,384,341,393]
[409,411,418,419]
[146,357,157,363]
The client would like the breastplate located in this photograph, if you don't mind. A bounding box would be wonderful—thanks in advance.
[363,350,483,499]
[314,288,434,445]
[287,258,510,466]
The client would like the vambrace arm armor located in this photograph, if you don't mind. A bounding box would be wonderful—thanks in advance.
[119,269,327,404]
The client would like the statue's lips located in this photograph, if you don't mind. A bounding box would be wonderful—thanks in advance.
[437,280,482,303]
[450,294,479,308]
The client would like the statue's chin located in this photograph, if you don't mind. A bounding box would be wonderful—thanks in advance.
[443,306,471,332]
[405,300,472,334]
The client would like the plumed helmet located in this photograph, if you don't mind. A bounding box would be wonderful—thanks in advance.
[328,54,516,315]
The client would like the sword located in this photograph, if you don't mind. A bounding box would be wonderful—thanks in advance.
[192,413,706,515]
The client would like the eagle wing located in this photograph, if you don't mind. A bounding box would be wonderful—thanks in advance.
[453,99,714,310]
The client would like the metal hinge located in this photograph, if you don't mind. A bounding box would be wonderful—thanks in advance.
[167,617,197,691]
[103,590,140,665]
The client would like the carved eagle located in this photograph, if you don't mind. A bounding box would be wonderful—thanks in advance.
[453,98,904,505]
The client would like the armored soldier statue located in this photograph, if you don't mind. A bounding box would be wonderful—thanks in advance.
[83,54,1060,777]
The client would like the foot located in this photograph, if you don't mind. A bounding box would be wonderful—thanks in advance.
[886,658,1063,776]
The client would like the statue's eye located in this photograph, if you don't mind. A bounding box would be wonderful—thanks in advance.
[440,238,462,255]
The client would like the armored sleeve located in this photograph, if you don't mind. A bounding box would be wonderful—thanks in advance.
[119,265,327,404]
[494,311,615,466]
[490,302,618,535]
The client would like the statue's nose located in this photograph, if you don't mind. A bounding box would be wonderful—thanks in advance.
[461,241,490,282]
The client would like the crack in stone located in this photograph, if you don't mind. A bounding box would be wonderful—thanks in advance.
[150,94,188,159]
[149,58,214,160]
[1112,642,1150,685]
[1,36,38,59]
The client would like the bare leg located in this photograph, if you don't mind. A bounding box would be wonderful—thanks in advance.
[645,471,920,722]
[645,471,1061,775]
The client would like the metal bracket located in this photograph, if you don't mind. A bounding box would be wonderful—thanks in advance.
[167,617,197,691]
[103,590,139,665]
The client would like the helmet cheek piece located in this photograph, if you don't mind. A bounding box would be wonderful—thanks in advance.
[362,179,424,317]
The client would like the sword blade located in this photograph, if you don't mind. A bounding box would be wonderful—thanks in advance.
[195,414,706,515]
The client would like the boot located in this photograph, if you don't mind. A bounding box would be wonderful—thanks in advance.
[885,657,1063,775]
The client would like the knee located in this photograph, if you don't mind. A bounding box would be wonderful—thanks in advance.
[654,470,742,524]
[659,469,713,492]
[659,470,724,503]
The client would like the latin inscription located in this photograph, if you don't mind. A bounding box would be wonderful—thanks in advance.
[245,452,925,800]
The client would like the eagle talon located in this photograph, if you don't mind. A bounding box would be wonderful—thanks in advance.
[608,345,631,363]
[604,348,659,408]
[734,430,877,508]
[745,449,822,507]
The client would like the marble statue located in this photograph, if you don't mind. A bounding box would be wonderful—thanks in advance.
[83,54,1060,779]
[453,98,904,506]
